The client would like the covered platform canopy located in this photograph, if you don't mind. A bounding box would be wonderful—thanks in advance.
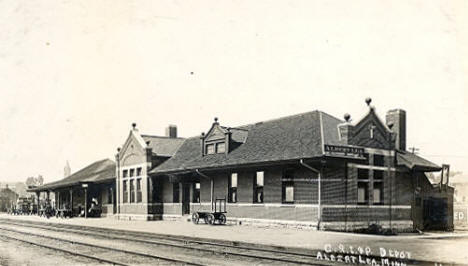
[396,151,442,172]
[28,159,115,192]
[28,159,115,218]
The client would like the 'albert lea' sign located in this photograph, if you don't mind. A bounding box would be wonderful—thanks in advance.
[324,144,365,158]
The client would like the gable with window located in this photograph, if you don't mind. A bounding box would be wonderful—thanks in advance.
[351,109,394,150]
[200,118,232,156]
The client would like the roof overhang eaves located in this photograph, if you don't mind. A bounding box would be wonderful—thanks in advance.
[413,166,442,172]
[150,156,326,176]
[86,177,116,185]
[27,182,80,192]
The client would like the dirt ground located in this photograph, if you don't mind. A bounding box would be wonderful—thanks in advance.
[0,237,100,266]
[2,214,468,265]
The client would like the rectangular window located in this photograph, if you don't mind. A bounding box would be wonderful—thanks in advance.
[216,142,226,153]
[282,181,294,203]
[123,180,128,203]
[228,173,238,203]
[122,170,128,178]
[136,179,142,203]
[206,144,215,154]
[130,168,135,177]
[136,167,142,177]
[193,183,200,203]
[374,170,383,180]
[254,171,264,203]
[374,155,385,166]
[358,169,369,180]
[173,183,180,203]
[130,179,135,203]
[357,182,368,204]
[373,182,383,204]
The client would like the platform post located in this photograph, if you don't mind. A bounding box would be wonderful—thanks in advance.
[57,191,60,209]
[36,192,40,215]
[70,189,73,215]
[211,178,214,212]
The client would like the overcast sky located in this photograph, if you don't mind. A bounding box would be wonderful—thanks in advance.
[1,1,467,183]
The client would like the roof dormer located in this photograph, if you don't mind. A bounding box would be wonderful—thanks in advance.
[200,117,230,156]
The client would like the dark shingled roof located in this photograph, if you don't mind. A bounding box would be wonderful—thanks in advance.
[396,151,441,172]
[29,159,115,192]
[141,135,185,157]
[150,111,343,174]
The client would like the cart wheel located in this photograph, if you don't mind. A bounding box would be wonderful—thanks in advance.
[192,213,199,224]
[219,214,227,225]
[207,214,215,225]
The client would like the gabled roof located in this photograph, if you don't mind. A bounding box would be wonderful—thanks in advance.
[141,135,185,157]
[150,110,343,174]
[0,187,18,198]
[28,159,115,192]
[396,151,441,172]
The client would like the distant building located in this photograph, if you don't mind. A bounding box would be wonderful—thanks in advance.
[451,175,468,227]
[451,174,468,204]
[0,185,18,212]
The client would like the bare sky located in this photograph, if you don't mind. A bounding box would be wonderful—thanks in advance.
[1,0,467,183]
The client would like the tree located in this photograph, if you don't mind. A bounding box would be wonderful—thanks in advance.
[25,175,44,188]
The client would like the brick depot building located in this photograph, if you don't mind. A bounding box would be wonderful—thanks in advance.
[114,100,453,231]
[30,99,453,231]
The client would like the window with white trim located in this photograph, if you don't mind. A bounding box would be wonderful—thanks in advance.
[206,144,215,154]
[357,169,369,204]
[229,173,238,203]
[254,171,264,203]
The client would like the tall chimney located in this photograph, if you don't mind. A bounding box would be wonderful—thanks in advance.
[386,109,406,151]
[165,125,177,138]
[338,113,354,144]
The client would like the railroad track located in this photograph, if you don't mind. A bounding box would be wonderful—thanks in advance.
[0,226,202,265]
[0,218,327,265]
[0,217,444,265]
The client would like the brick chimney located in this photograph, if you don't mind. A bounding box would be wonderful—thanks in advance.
[165,125,177,138]
[338,113,354,144]
[386,109,406,151]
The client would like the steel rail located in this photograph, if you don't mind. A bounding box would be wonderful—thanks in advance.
[0,219,324,265]
[2,218,316,257]
[3,218,448,266]
[0,233,128,266]
[0,227,204,266]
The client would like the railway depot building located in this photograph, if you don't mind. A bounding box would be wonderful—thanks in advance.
[31,99,453,231]
[115,100,453,231]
